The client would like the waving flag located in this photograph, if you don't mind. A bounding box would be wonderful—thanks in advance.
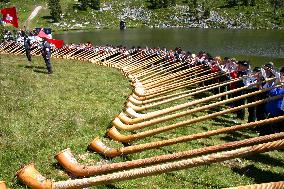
[37,28,64,48]
[0,7,19,28]
[47,38,64,49]
[37,29,50,39]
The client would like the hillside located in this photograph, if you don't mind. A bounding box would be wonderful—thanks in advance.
[0,0,283,31]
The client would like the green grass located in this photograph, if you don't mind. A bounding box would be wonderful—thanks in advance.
[0,54,284,188]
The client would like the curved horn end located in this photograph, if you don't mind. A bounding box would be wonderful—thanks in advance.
[0,181,7,189]
[112,117,129,130]
[89,137,122,158]
[16,163,52,189]
[125,107,142,118]
[131,93,146,101]
[134,88,145,97]
[55,148,81,173]
[117,112,134,124]
[107,127,130,143]
[128,96,143,105]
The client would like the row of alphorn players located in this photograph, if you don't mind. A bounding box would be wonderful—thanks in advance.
[1,41,284,189]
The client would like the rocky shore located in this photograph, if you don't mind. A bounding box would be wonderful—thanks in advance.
[52,1,283,31]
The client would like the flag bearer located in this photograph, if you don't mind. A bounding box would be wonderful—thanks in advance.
[41,37,53,74]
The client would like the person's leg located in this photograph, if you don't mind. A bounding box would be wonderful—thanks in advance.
[45,58,53,74]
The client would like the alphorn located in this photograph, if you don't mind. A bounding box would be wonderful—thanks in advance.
[223,181,284,189]
[121,54,158,72]
[119,80,276,124]
[0,181,7,189]
[123,54,159,72]
[125,77,263,112]
[132,59,183,79]
[115,51,148,68]
[115,84,282,130]
[133,72,225,97]
[137,66,209,90]
[103,51,130,65]
[57,132,284,176]
[128,77,242,105]
[136,68,210,94]
[109,94,284,142]
[17,140,284,189]
[128,76,241,107]
[91,115,284,157]
[125,57,164,76]
[131,63,203,84]
[133,60,196,81]
[130,73,228,101]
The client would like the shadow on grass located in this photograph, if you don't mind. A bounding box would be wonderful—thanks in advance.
[25,65,46,69]
[211,116,236,127]
[18,64,46,69]
[232,164,284,183]
[244,153,284,167]
[33,69,48,74]
[220,131,252,142]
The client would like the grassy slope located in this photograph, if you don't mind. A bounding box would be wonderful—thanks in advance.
[0,0,283,31]
[0,54,284,188]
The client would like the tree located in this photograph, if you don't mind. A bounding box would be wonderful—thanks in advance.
[226,0,238,7]
[79,0,100,10]
[147,0,175,9]
[89,0,100,10]
[48,0,62,22]
[78,0,89,10]
[241,0,249,6]
[270,0,283,10]
[250,0,256,6]
[203,6,210,18]
[188,0,198,10]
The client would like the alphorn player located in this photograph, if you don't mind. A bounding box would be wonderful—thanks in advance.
[234,60,251,120]
[260,66,284,135]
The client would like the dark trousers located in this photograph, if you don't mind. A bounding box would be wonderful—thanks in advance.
[234,91,246,120]
[247,88,257,123]
[25,49,31,61]
[259,114,284,136]
[44,57,53,73]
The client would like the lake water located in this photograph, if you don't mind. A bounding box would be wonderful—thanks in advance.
[54,28,284,68]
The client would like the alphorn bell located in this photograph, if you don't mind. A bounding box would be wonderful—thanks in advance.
[115,84,282,130]
[57,132,284,176]
[91,115,284,157]
[118,82,278,125]
[0,181,7,189]
[17,140,284,189]
[108,94,284,143]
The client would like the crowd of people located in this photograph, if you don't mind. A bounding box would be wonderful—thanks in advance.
[1,29,283,134]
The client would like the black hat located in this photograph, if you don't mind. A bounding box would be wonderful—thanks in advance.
[264,62,274,69]
[253,67,261,72]
[238,61,250,67]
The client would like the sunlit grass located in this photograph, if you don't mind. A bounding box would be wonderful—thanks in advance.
[0,54,283,188]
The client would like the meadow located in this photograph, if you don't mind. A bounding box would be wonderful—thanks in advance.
[0,54,283,188]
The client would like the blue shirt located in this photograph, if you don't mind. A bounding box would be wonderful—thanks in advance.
[265,87,284,117]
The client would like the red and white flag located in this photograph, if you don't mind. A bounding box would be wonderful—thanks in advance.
[37,29,64,49]
[0,7,19,28]
[47,38,64,49]
[37,29,50,39]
